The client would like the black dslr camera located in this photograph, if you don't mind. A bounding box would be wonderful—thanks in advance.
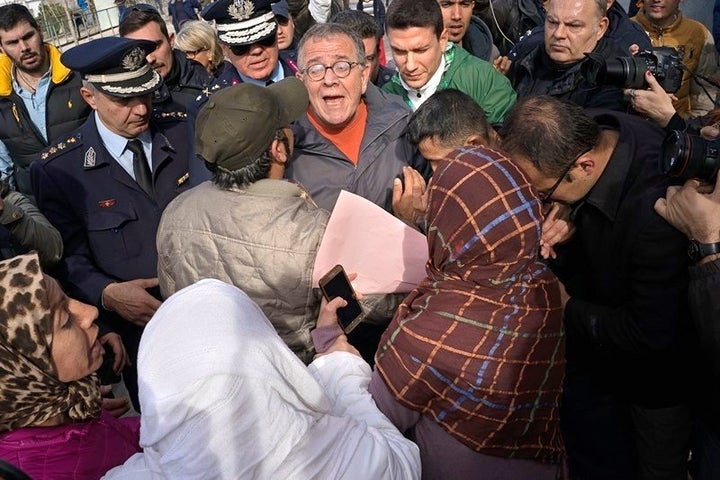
[662,130,720,181]
[596,47,684,93]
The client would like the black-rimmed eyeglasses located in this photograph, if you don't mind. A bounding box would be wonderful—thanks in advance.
[538,148,591,203]
[300,61,361,81]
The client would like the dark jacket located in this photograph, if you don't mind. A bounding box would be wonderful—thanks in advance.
[509,2,653,61]
[551,111,692,408]
[461,15,495,61]
[509,36,627,111]
[168,0,201,31]
[0,45,91,194]
[195,56,297,108]
[473,0,545,55]
[689,259,720,432]
[30,112,192,308]
[288,0,344,40]
[153,49,212,114]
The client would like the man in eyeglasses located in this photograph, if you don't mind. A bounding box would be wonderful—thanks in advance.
[502,95,694,480]
[119,4,212,113]
[287,23,427,213]
[199,0,297,102]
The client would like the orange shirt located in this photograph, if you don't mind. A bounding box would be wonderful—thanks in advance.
[307,101,368,165]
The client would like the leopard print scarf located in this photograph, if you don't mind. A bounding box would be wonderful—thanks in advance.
[0,253,101,433]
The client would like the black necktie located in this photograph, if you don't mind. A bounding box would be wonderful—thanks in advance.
[265,79,274,86]
[126,139,153,197]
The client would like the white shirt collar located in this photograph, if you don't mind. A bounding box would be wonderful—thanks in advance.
[399,54,446,110]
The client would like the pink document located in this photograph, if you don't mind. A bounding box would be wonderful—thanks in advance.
[312,191,429,294]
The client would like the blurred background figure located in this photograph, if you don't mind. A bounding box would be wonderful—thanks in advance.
[168,0,202,33]
[175,20,225,76]
[273,0,300,71]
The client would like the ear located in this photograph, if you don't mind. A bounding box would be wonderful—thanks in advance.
[597,16,609,40]
[80,86,98,110]
[576,154,596,178]
[168,32,175,48]
[270,138,288,165]
[439,28,449,51]
[359,62,370,94]
[463,133,486,147]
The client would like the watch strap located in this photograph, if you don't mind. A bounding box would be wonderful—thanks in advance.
[688,240,720,262]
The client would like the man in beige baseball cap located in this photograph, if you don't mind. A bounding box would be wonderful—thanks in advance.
[157,76,330,363]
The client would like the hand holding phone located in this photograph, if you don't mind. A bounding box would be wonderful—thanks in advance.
[318,265,364,334]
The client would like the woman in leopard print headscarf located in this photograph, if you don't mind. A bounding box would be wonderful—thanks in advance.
[0,253,101,431]
[0,253,140,479]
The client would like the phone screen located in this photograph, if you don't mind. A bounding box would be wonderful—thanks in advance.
[320,267,363,331]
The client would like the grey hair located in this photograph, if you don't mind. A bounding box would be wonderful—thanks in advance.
[297,23,366,69]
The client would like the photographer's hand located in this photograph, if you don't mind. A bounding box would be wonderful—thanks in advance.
[655,174,720,252]
[625,71,677,128]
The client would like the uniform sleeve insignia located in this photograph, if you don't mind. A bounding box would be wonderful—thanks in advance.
[41,133,82,161]
[83,147,97,168]
[177,172,190,186]
[153,110,188,121]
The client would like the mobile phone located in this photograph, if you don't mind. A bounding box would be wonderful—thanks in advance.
[319,264,364,334]
[96,343,122,386]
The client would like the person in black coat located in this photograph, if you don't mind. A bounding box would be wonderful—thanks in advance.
[502,95,694,480]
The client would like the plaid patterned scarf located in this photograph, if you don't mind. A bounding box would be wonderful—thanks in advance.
[375,147,565,462]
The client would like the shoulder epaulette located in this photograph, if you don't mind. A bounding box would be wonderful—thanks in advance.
[40,132,82,161]
[153,110,188,121]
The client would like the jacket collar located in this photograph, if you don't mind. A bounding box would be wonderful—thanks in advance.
[0,44,71,97]
[635,9,684,36]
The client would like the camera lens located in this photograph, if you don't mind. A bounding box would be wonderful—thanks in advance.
[661,130,720,181]
[596,57,647,89]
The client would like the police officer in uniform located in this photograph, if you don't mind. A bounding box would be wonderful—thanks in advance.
[31,37,193,409]
[198,0,298,103]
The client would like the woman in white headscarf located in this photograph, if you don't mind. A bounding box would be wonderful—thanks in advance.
[104,278,420,479]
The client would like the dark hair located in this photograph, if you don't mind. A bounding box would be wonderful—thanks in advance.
[330,9,380,42]
[406,89,491,148]
[119,4,170,39]
[501,96,600,177]
[386,0,443,38]
[0,4,40,33]
[207,129,287,189]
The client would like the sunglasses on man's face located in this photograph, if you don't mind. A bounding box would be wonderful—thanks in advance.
[228,35,277,56]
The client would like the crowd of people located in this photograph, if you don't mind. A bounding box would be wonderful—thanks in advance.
[0,0,719,478]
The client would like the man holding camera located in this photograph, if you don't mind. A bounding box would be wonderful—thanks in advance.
[503,95,694,479]
[655,124,720,479]
[507,0,627,110]
[633,0,718,119]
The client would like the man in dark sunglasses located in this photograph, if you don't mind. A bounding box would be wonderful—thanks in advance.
[198,0,297,106]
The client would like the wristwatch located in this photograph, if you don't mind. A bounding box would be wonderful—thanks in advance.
[687,239,720,263]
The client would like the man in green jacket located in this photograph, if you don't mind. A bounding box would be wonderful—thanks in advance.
[382,0,516,124]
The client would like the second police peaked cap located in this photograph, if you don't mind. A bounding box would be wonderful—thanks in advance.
[201,0,277,46]
[61,37,161,98]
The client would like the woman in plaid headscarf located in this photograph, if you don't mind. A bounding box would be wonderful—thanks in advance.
[372,146,566,479]
[0,253,139,479]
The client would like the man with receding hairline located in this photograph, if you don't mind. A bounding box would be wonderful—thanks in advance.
[507,0,627,110]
